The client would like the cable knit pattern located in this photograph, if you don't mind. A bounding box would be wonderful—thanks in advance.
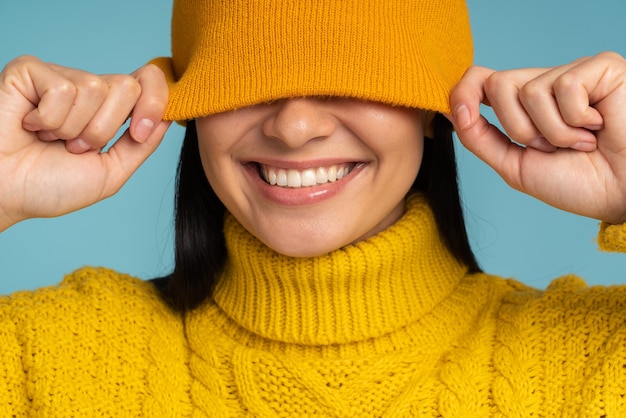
[599,221,626,252]
[2,195,626,416]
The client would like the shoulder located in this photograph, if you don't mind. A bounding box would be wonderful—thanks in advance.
[490,273,626,344]
[0,266,183,351]
[0,267,188,414]
[1,266,172,317]
[497,274,626,324]
[464,271,626,358]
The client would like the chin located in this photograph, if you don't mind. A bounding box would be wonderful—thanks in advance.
[269,244,340,258]
[261,236,348,258]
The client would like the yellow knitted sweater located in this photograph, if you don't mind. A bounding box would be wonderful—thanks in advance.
[3,195,626,416]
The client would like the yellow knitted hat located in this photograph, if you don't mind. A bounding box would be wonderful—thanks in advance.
[151,0,473,122]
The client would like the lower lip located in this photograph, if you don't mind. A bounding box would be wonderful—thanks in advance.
[243,164,363,206]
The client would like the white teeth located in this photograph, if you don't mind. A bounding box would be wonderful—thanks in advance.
[316,167,328,184]
[287,169,300,187]
[328,166,337,182]
[301,169,317,187]
[276,169,288,186]
[261,164,354,188]
[267,169,277,185]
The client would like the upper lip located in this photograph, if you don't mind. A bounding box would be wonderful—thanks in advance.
[243,158,365,170]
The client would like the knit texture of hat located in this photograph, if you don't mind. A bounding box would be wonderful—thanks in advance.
[151,0,474,122]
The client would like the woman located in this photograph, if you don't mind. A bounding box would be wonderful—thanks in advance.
[2,0,626,415]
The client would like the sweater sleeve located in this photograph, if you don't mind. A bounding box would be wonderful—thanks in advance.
[0,294,30,416]
[598,221,626,252]
[496,275,626,416]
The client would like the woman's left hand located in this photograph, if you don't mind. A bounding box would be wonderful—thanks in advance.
[449,52,626,224]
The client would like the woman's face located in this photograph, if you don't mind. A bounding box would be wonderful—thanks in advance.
[195,97,428,257]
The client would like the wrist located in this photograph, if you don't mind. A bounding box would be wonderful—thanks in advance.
[0,208,19,233]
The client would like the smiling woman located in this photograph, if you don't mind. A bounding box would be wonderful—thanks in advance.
[3,1,626,294]
[195,98,425,256]
[4,0,626,416]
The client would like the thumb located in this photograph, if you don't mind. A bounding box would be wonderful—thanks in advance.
[449,66,525,188]
[99,120,171,198]
[454,110,525,190]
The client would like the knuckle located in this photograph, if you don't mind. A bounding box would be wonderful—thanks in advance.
[2,59,27,87]
[553,72,578,92]
[466,65,489,78]
[595,50,624,62]
[77,74,108,98]
[140,63,166,81]
[142,95,168,115]
[483,71,509,98]
[518,79,544,105]
[115,75,142,98]
[6,54,36,69]
[6,54,41,69]
[48,79,77,100]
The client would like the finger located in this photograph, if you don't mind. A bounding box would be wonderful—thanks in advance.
[15,60,126,152]
[99,119,171,198]
[65,137,101,154]
[65,64,167,153]
[517,63,599,150]
[448,65,554,155]
[59,73,140,154]
[556,52,625,112]
[71,73,141,150]
[128,64,169,143]
[550,53,624,133]
[19,59,77,132]
[455,112,526,191]
[36,64,109,141]
[553,75,604,131]
[449,66,496,130]
[482,67,566,152]
[450,66,554,153]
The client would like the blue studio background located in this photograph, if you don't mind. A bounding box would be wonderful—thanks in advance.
[1,1,625,294]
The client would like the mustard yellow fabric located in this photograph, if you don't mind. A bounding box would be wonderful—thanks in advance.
[151,0,473,121]
[2,195,626,416]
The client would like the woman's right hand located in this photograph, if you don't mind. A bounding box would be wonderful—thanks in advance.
[0,56,171,231]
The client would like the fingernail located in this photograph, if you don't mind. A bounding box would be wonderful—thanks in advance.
[571,141,597,152]
[134,118,155,143]
[71,138,92,153]
[454,104,471,129]
[585,124,603,131]
[22,121,37,131]
[529,137,557,152]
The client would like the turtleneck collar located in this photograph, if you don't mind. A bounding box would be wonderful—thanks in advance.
[210,194,467,346]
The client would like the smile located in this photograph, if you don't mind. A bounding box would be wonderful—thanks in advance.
[259,163,357,188]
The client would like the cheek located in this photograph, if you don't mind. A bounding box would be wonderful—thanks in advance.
[195,122,233,198]
[388,127,425,189]
[368,106,426,152]
[375,119,425,175]
[197,141,236,206]
[196,132,217,177]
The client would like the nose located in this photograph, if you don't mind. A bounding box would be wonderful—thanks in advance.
[262,98,337,149]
